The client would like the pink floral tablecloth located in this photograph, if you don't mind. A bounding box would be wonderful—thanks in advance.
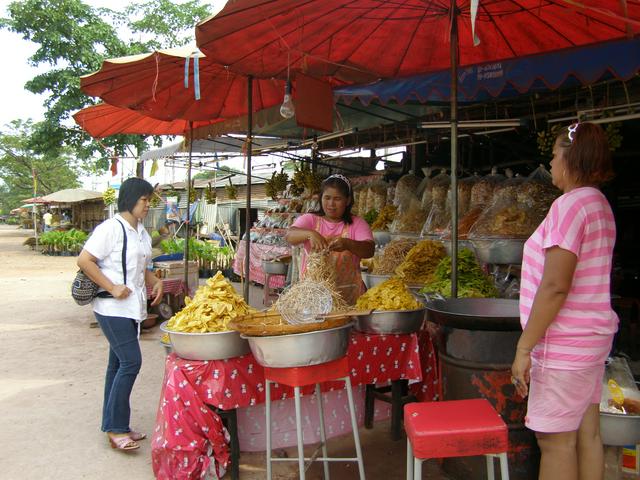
[232,240,289,288]
[152,331,438,479]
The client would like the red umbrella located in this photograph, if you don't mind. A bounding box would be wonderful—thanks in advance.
[195,0,639,82]
[80,46,285,122]
[72,103,221,138]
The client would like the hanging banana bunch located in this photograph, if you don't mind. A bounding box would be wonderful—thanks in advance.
[290,162,307,197]
[205,184,217,204]
[225,178,238,200]
[103,187,116,206]
[188,179,198,203]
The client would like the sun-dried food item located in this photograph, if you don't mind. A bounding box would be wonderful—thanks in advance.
[390,198,428,234]
[393,173,423,210]
[371,205,397,231]
[366,181,389,212]
[395,240,446,284]
[371,238,417,274]
[356,277,422,311]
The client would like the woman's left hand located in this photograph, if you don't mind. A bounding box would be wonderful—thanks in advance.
[328,237,351,252]
[511,349,531,398]
[150,280,164,307]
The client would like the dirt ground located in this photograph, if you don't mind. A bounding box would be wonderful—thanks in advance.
[0,225,451,480]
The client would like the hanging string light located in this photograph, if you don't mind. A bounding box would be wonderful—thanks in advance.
[280,52,295,119]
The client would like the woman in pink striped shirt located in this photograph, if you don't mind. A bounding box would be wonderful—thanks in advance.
[511,123,617,480]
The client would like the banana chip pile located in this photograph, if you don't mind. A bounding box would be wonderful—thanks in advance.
[395,240,446,284]
[166,272,255,332]
[356,277,422,311]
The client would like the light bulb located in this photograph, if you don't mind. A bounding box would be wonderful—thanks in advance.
[280,81,295,119]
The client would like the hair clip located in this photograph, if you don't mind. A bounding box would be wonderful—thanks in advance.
[568,123,579,143]
[325,174,351,192]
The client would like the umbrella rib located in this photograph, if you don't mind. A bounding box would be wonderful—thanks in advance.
[481,2,519,57]
[392,0,433,78]
[505,0,578,46]
[547,0,634,32]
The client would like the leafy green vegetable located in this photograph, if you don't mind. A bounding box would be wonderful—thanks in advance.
[420,248,498,298]
[363,209,378,226]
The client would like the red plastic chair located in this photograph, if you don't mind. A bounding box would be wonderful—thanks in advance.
[405,399,509,480]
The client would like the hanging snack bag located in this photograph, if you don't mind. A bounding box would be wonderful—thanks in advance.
[393,172,423,210]
[366,180,389,213]
[421,170,450,237]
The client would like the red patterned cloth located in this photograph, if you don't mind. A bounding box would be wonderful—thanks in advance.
[152,331,438,478]
[146,278,186,297]
[233,240,289,288]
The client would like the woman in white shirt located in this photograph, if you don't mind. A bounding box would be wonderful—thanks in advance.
[78,178,163,451]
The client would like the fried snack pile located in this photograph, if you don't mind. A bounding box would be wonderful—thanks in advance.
[166,272,255,332]
[395,240,446,284]
[371,238,417,275]
[356,277,422,311]
[371,205,397,231]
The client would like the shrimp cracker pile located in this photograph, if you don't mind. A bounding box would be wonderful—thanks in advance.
[166,272,254,332]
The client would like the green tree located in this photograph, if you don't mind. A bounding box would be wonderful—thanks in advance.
[0,119,80,214]
[1,0,211,174]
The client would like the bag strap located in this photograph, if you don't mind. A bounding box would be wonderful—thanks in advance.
[115,219,127,285]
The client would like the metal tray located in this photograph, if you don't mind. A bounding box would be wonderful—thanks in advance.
[354,308,425,334]
[361,272,391,289]
[425,298,521,331]
[600,411,640,446]
[470,237,525,265]
[160,321,250,360]
[242,323,352,368]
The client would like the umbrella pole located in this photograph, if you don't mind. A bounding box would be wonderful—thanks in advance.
[450,1,459,298]
[184,122,194,290]
[243,76,253,303]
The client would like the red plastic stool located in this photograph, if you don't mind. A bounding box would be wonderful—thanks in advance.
[264,356,366,480]
[405,399,509,480]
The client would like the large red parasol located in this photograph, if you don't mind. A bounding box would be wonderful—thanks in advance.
[195,0,640,83]
[72,103,221,138]
[80,46,284,122]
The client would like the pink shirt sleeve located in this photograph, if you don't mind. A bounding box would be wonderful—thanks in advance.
[291,213,316,230]
[349,216,374,242]
[541,195,586,256]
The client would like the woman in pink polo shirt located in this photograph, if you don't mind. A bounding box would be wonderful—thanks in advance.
[512,123,617,480]
[286,174,375,305]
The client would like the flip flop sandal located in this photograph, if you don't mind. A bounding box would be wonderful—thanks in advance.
[108,435,140,451]
[128,430,146,441]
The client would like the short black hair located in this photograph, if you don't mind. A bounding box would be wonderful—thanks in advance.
[117,177,154,213]
[315,175,354,224]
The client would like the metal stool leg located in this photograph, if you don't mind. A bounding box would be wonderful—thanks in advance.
[499,452,510,480]
[265,380,272,480]
[344,376,366,480]
[364,384,375,429]
[263,273,271,305]
[294,386,306,480]
[315,383,330,480]
[413,457,423,480]
[486,454,496,480]
[406,438,413,480]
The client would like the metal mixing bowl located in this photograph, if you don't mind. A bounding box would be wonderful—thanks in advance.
[372,230,391,246]
[600,412,640,446]
[242,323,352,368]
[354,308,425,334]
[160,321,250,361]
[262,260,288,275]
[470,237,525,265]
[443,239,476,256]
[362,272,391,289]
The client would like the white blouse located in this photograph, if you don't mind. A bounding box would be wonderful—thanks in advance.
[83,214,152,321]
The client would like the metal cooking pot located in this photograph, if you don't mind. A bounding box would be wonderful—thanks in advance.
[600,412,640,446]
[160,321,250,361]
[425,298,521,331]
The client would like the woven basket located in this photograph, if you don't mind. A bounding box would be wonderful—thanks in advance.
[229,310,351,337]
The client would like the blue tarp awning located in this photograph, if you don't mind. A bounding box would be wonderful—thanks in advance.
[335,39,640,106]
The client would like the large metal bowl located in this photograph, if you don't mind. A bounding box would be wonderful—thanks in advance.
[600,412,640,446]
[160,321,250,360]
[241,323,352,367]
[362,272,391,289]
[354,308,425,334]
[470,237,525,265]
[372,230,391,246]
[443,239,476,256]
[262,260,288,275]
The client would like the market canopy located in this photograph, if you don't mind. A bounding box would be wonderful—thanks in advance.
[195,0,640,82]
[41,189,103,203]
[335,38,640,105]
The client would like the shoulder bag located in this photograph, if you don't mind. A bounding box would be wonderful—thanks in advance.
[71,219,127,306]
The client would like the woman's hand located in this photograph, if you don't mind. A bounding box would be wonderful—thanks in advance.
[150,280,164,306]
[110,284,132,300]
[308,230,328,251]
[327,237,351,252]
[511,348,532,397]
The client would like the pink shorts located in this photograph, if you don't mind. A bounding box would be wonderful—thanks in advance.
[525,362,604,433]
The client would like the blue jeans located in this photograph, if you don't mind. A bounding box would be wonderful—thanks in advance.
[94,312,142,433]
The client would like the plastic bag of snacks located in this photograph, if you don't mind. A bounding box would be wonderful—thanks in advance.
[393,172,423,210]
[600,356,640,415]
[391,197,428,234]
[469,167,506,210]
[468,190,540,239]
[518,165,560,221]
[354,184,368,216]
[419,167,436,210]
[366,180,389,213]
